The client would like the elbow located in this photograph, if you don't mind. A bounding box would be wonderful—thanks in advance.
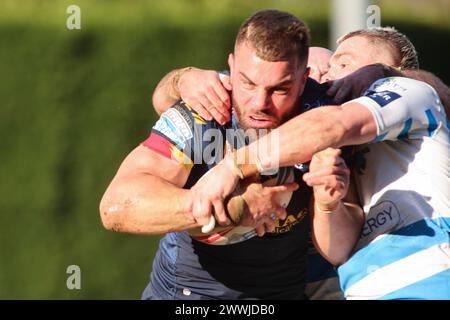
[316,245,351,267]
[152,89,168,116]
[327,254,350,268]
[99,196,124,232]
[151,93,162,115]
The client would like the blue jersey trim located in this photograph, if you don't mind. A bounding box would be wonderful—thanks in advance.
[377,268,450,300]
[372,132,388,143]
[338,217,450,292]
[425,109,438,137]
[397,118,412,140]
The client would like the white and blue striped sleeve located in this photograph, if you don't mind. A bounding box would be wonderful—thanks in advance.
[350,77,446,142]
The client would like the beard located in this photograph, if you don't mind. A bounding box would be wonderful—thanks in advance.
[232,96,276,132]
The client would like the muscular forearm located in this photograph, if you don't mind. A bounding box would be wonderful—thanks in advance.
[99,174,197,235]
[152,69,181,115]
[312,201,364,266]
[236,104,375,176]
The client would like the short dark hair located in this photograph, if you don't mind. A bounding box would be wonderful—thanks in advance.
[235,9,310,68]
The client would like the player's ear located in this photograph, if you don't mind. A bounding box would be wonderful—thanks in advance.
[304,66,311,81]
[228,53,234,78]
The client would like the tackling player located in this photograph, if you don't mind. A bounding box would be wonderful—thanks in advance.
[189,28,450,299]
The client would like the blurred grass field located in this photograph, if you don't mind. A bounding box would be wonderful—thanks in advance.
[0,0,449,299]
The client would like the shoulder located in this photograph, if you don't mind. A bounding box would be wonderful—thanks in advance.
[365,77,440,104]
[302,78,333,111]
[153,100,220,149]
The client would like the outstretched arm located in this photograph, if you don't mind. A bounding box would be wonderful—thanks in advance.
[237,101,377,173]
[190,76,446,219]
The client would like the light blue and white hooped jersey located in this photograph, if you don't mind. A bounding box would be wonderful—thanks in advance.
[338,77,450,300]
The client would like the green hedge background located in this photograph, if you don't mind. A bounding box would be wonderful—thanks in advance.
[0,0,449,299]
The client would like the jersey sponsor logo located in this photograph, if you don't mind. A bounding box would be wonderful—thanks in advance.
[371,77,407,93]
[153,109,193,149]
[274,208,308,234]
[174,103,193,128]
[164,108,194,141]
[366,90,401,107]
[153,117,185,148]
[360,200,403,245]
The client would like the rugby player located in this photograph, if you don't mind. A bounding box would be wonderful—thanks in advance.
[188,28,450,299]
[99,10,358,300]
[151,27,426,300]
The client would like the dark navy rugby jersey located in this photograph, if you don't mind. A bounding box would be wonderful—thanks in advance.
[141,78,332,300]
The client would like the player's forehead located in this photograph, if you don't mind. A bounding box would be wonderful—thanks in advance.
[234,42,300,85]
[332,36,372,60]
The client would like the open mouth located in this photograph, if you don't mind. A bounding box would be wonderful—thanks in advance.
[247,115,276,128]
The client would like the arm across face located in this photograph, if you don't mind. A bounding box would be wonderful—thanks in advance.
[190,75,448,214]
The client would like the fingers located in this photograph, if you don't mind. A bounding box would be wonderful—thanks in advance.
[255,224,266,237]
[303,169,349,188]
[326,79,351,104]
[212,83,231,113]
[305,148,349,188]
[274,206,287,221]
[193,197,231,229]
[255,214,280,236]
[191,92,228,124]
[264,219,276,233]
[253,205,286,237]
[303,164,349,185]
[199,87,230,124]
[212,199,231,226]
[192,101,213,121]
[314,147,342,160]
[334,81,351,104]
[309,148,343,171]
[201,216,216,233]
[192,198,212,227]
[326,80,339,97]
[179,69,231,123]
[219,73,232,91]
[269,182,299,194]
[255,220,272,237]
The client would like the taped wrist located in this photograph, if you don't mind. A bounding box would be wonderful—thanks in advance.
[315,200,342,214]
[170,67,193,100]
